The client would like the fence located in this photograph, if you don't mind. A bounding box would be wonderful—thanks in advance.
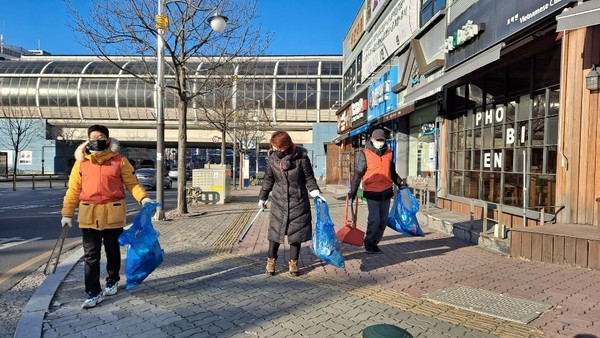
[0,174,68,191]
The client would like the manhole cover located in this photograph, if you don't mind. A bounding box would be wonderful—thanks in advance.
[423,284,551,324]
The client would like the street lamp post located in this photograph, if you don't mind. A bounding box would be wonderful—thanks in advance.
[254,100,260,176]
[41,145,46,175]
[155,0,167,220]
[232,113,238,190]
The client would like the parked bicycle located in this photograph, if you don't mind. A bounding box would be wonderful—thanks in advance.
[186,186,203,205]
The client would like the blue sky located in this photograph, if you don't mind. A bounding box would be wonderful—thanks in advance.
[1,1,362,55]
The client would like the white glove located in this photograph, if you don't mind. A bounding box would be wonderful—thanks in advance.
[258,200,267,208]
[61,216,72,228]
[309,190,326,201]
[141,197,153,206]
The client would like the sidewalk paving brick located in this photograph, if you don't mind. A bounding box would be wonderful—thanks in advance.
[34,185,600,337]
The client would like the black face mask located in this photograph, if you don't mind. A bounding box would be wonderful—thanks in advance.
[88,140,108,152]
[274,150,286,159]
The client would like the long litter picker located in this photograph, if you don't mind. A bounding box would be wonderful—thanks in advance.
[44,224,70,275]
[238,202,267,243]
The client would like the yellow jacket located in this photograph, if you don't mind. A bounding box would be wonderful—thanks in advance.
[61,138,148,230]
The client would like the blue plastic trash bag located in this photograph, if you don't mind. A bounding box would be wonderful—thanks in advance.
[118,202,164,289]
[387,188,425,237]
[310,198,345,268]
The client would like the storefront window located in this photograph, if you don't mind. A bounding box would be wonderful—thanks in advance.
[408,106,437,179]
[447,46,560,208]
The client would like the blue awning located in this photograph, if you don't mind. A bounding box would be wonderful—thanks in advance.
[349,123,369,136]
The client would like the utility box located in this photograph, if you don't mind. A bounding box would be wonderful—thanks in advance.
[192,164,232,204]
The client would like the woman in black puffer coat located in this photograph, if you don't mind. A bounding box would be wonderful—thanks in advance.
[258,131,324,276]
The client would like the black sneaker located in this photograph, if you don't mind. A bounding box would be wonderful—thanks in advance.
[365,245,383,254]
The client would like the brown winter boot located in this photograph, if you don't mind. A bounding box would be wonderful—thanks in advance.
[266,257,276,276]
[288,259,299,276]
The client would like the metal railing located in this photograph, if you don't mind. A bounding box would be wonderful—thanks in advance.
[1,174,68,191]
[468,201,566,239]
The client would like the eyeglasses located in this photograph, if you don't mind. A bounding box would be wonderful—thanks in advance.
[375,139,385,142]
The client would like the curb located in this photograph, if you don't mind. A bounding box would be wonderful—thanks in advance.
[13,248,83,338]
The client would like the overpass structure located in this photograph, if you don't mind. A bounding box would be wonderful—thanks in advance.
[0,54,342,147]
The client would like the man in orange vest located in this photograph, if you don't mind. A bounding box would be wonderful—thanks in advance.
[61,124,152,308]
[348,128,405,254]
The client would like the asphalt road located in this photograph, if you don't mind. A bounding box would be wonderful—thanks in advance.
[0,179,179,294]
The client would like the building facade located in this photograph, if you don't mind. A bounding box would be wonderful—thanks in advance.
[333,0,600,268]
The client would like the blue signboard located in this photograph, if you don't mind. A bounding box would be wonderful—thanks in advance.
[367,66,398,123]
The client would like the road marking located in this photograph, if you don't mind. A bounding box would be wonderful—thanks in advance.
[0,239,82,286]
[0,237,43,250]
[0,205,41,210]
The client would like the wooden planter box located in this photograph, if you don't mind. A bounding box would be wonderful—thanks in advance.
[510,224,600,270]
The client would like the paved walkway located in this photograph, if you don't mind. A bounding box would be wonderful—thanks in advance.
[21,186,600,337]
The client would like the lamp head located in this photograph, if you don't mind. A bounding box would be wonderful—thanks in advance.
[208,13,228,33]
[586,64,599,91]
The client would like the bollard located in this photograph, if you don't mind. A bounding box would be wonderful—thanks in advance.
[32,175,36,190]
[362,324,413,338]
[49,174,53,188]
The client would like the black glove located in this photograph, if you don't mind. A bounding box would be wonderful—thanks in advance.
[396,178,408,189]
[347,189,357,199]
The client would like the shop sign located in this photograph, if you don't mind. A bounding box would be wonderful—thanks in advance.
[447,0,575,69]
[337,106,353,133]
[444,20,485,53]
[475,105,527,169]
[365,0,390,29]
[368,66,398,122]
[349,10,365,51]
[18,150,32,165]
[351,97,368,127]
[361,0,419,78]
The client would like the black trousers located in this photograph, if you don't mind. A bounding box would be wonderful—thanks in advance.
[364,198,391,247]
[82,228,123,295]
[268,240,300,260]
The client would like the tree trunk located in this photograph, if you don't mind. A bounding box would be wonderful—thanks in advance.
[177,99,188,215]
[221,128,226,165]
[12,152,18,191]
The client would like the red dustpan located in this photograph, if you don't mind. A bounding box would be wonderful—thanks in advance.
[336,195,365,246]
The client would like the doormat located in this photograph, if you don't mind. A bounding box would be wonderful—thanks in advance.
[423,284,551,324]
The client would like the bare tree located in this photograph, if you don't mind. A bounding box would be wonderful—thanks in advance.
[194,77,269,184]
[0,107,43,190]
[67,0,270,215]
[46,124,88,146]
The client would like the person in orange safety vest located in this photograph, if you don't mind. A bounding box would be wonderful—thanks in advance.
[347,128,406,254]
[61,124,152,309]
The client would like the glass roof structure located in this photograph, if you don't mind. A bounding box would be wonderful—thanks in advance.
[0,56,342,124]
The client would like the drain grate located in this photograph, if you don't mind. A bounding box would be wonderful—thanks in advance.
[423,284,551,324]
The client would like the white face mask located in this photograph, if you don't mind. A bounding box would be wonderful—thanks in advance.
[372,141,385,149]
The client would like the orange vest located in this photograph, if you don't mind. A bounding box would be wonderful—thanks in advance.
[79,155,126,203]
[362,148,393,192]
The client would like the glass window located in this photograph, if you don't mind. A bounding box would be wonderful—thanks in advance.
[447,48,559,207]
[238,62,276,75]
[421,0,446,26]
[277,61,319,76]
[507,58,531,96]
[465,171,479,199]
[321,61,342,75]
[503,174,523,207]
[44,62,88,74]
[84,62,124,74]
